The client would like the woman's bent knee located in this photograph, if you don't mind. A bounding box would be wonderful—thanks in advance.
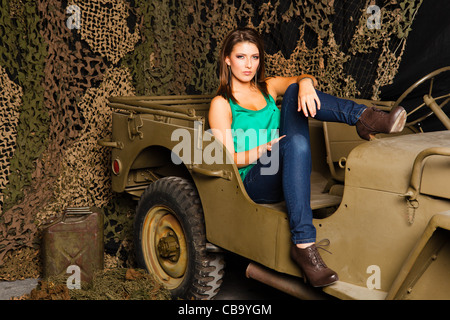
[282,134,310,156]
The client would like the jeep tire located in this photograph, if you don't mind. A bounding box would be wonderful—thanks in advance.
[134,176,225,300]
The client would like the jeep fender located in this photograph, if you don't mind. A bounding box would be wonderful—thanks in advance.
[387,211,450,299]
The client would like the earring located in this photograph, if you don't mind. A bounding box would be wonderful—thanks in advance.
[255,69,258,85]
[227,65,231,86]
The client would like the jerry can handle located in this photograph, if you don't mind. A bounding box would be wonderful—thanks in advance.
[62,207,92,222]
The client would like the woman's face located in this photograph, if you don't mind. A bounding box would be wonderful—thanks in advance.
[225,41,260,85]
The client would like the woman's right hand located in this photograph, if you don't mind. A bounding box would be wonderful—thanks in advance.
[261,135,286,155]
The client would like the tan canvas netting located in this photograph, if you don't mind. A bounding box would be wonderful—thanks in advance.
[0,66,22,215]
[0,0,422,281]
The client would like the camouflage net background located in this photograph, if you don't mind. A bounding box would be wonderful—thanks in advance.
[0,0,422,280]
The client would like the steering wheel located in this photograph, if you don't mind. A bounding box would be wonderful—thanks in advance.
[394,66,450,129]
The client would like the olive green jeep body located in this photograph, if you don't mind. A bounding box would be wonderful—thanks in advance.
[99,68,450,300]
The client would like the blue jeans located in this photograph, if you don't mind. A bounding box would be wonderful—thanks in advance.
[243,83,366,244]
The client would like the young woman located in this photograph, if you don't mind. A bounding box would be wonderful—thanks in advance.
[208,27,406,287]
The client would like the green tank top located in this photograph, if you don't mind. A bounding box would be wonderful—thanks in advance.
[229,93,280,181]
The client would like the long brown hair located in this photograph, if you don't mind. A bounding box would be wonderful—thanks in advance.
[216,27,269,104]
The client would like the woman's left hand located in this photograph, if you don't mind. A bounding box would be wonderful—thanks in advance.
[297,78,321,117]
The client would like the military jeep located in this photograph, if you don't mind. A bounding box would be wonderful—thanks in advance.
[99,67,450,300]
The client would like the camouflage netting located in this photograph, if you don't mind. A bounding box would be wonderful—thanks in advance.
[0,0,422,281]
[0,65,22,216]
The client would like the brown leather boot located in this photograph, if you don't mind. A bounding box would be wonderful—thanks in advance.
[290,244,338,287]
[356,105,407,140]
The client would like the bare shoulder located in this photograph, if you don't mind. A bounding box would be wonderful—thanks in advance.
[209,95,231,115]
[211,95,228,107]
[266,76,285,99]
[209,95,232,130]
[266,76,290,98]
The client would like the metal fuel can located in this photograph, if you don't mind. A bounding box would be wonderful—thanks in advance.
[41,207,104,283]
